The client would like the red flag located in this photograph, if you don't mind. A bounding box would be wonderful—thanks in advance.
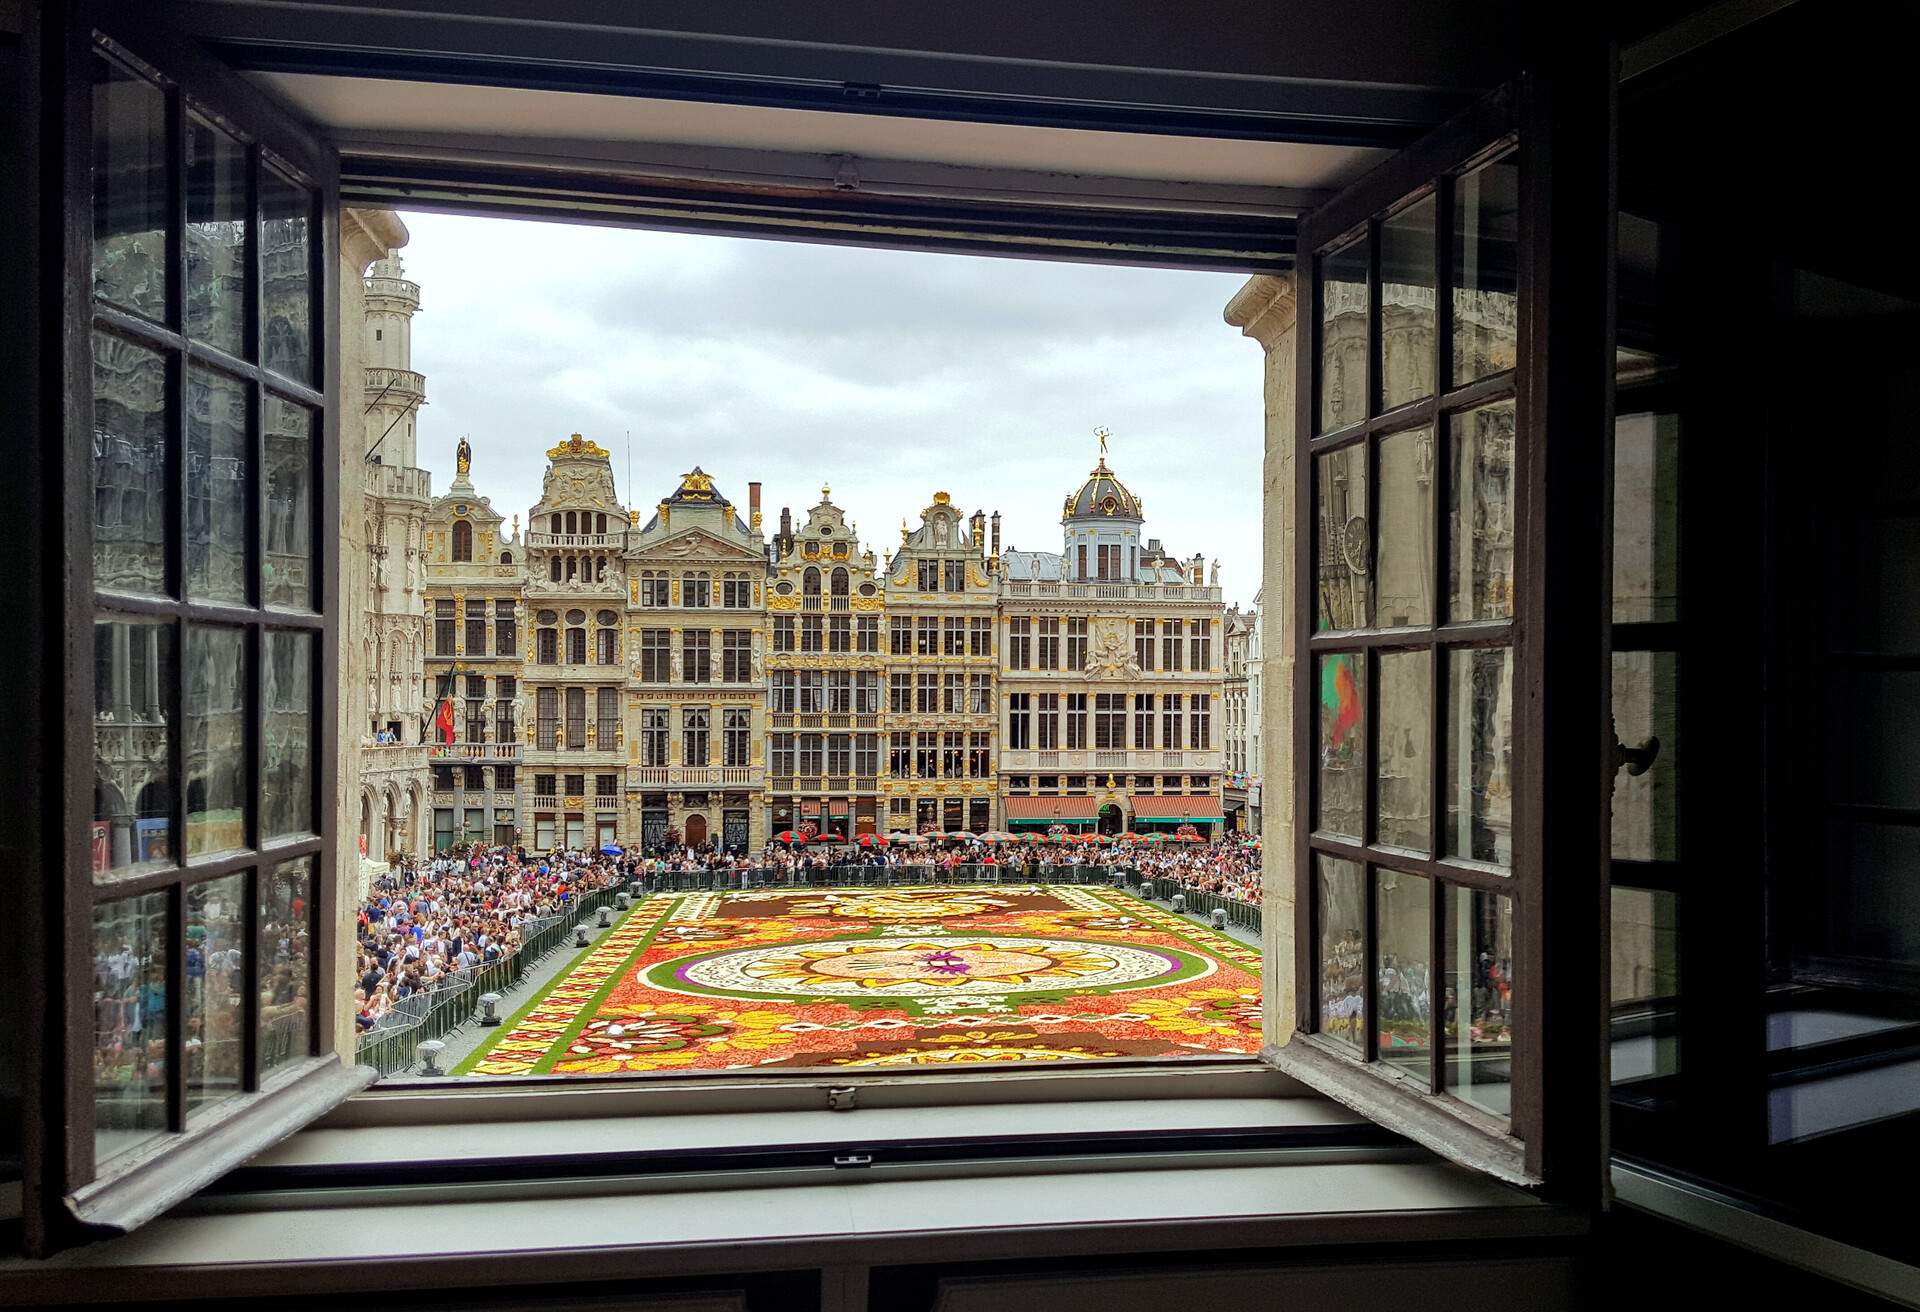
[435,696,455,744]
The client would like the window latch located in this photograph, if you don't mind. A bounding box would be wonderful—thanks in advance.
[827,1085,858,1111]
[1610,721,1661,778]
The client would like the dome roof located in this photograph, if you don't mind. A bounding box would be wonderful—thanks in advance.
[1063,456,1142,522]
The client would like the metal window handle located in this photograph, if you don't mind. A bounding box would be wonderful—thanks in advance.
[1611,729,1661,777]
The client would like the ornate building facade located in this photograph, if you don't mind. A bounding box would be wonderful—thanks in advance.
[625,467,770,854]
[766,489,885,839]
[521,435,631,851]
[354,247,433,862]
[997,443,1226,834]
[1223,595,1262,834]
[882,493,1000,833]
[422,440,526,851]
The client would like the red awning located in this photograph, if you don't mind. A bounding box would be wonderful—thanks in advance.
[828,799,850,816]
[1004,796,1100,821]
[1128,794,1226,821]
[799,800,823,817]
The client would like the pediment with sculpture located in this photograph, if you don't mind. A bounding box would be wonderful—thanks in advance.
[634,527,764,562]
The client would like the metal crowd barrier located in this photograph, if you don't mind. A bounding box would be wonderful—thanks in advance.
[1124,874,1263,933]
[633,863,1131,892]
[354,885,622,1077]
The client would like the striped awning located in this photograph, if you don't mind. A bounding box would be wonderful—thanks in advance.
[799,799,823,817]
[1128,794,1226,821]
[1004,796,1099,823]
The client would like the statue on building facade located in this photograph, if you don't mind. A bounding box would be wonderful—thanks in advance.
[456,436,472,479]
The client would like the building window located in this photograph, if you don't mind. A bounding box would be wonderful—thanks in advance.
[1162,693,1184,750]
[856,614,880,653]
[639,628,670,682]
[434,599,455,656]
[1134,693,1156,749]
[797,670,823,714]
[1067,617,1088,671]
[1190,694,1211,749]
[594,626,617,666]
[565,687,586,749]
[494,675,516,745]
[722,628,752,683]
[827,670,852,714]
[1095,693,1125,749]
[594,772,618,797]
[855,733,878,778]
[639,570,667,606]
[1135,619,1155,671]
[536,687,558,751]
[888,672,911,714]
[916,615,938,656]
[969,732,990,778]
[563,773,585,797]
[565,626,586,665]
[829,614,851,653]
[1191,622,1212,671]
[826,734,851,778]
[723,708,750,766]
[640,708,668,765]
[432,763,456,791]
[970,616,993,656]
[682,630,711,684]
[889,615,911,655]
[1077,543,1088,580]
[1038,618,1060,669]
[944,616,965,656]
[1008,617,1031,670]
[451,519,472,562]
[771,670,796,714]
[944,559,966,591]
[797,733,823,777]
[464,599,487,656]
[942,732,965,779]
[801,615,823,653]
[915,732,938,778]
[597,687,619,747]
[722,572,751,608]
[918,559,940,591]
[1067,693,1088,749]
[773,615,794,652]
[968,672,992,715]
[682,707,709,765]
[1038,693,1059,749]
[534,773,556,798]
[889,733,911,778]
[771,733,794,778]
[853,670,880,715]
[494,764,515,791]
[916,673,938,713]
[1098,542,1121,579]
[494,599,516,653]
[1008,693,1031,750]
[684,572,711,607]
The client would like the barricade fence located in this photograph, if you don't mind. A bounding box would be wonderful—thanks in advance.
[632,863,1130,892]
[355,885,621,1076]
[1111,871,1263,934]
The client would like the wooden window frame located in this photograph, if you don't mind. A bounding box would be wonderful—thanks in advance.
[1283,68,1613,1198]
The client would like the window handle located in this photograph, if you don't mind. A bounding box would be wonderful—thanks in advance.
[1610,721,1661,777]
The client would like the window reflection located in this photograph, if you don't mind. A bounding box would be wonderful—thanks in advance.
[261,857,312,1074]
[1316,654,1364,839]
[185,874,246,1120]
[1444,886,1514,1116]
[93,618,175,879]
[185,625,248,856]
[91,54,168,322]
[1451,157,1518,385]
[1445,647,1513,865]
[93,892,169,1164]
[92,331,168,597]
[1376,869,1431,1078]
[1448,400,1516,622]
[1316,447,1369,630]
[1320,238,1369,432]
[1376,651,1431,852]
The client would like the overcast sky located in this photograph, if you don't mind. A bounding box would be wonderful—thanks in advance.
[391,211,1266,609]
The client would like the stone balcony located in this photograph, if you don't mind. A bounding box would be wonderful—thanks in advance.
[627,765,762,788]
[998,749,1218,773]
[1002,580,1221,603]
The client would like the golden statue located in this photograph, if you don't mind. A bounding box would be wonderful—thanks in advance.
[1095,426,1110,457]
[455,435,472,478]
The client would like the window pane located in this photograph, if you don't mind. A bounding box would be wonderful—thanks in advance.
[1451,156,1519,385]
[92,331,168,597]
[186,625,248,856]
[1445,646,1514,865]
[1448,398,1516,621]
[1316,446,1369,631]
[93,890,169,1165]
[1316,653,1365,839]
[1381,195,1438,409]
[1375,427,1435,627]
[93,617,175,880]
[1612,409,1681,623]
[1376,868,1431,1078]
[91,54,168,322]
[262,630,313,838]
[1320,237,1369,432]
[1611,651,1679,862]
[1610,885,1679,1074]
[187,365,250,604]
[1443,884,1515,1117]
[1318,855,1365,1051]
[261,856,312,1076]
[1376,651,1432,852]
[185,114,248,357]
[186,872,246,1120]
[260,166,312,384]
[263,395,315,609]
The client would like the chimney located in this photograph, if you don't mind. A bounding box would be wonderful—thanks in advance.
[748,481,762,532]
[779,506,793,558]
[990,511,1001,557]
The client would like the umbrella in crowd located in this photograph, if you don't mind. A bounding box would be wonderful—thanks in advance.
[855,833,884,848]
[772,830,809,845]
[600,844,623,856]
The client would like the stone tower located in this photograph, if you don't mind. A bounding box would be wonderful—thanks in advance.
[364,252,426,467]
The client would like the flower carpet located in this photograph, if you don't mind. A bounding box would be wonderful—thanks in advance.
[454,885,1262,1075]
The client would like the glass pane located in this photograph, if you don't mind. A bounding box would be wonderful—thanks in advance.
[186,625,248,856]
[91,331,168,597]
[1375,427,1435,627]
[1443,885,1515,1117]
[1316,653,1365,839]
[1448,399,1516,621]
[1610,887,1679,1086]
[185,115,248,357]
[1315,446,1369,631]
[93,617,175,880]
[1319,237,1369,432]
[262,631,313,838]
[1611,651,1680,862]
[186,873,246,1120]
[261,856,313,1075]
[1376,651,1432,852]
[1613,409,1681,623]
[1375,868,1431,1078]
[187,365,250,604]
[91,54,168,322]
[93,891,169,1165]
[260,166,313,383]
[1318,855,1365,1050]
[263,395,315,609]
[1451,156,1519,385]
[1381,195,1438,409]
[1445,646,1514,865]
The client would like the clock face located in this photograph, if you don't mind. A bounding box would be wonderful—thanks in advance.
[1341,515,1371,576]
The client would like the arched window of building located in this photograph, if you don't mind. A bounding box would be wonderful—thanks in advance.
[565,510,577,535]
[596,512,607,534]
[499,550,513,565]
[566,625,587,665]
[536,610,558,664]
[548,556,561,583]
[831,567,849,597]
[451,520,472,562]
[803,567,821,601]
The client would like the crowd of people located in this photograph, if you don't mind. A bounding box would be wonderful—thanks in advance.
[354,846,624,1032]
